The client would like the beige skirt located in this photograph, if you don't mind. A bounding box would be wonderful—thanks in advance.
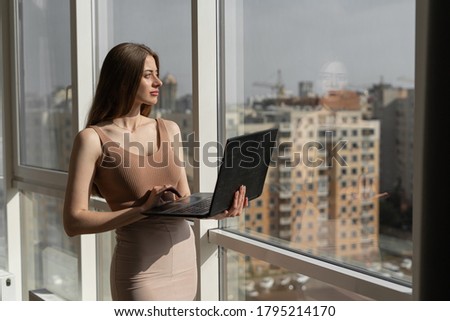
[110,217,197,300]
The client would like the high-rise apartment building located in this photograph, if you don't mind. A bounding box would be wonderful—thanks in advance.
[241,89,381,262]
[369,84,414,216]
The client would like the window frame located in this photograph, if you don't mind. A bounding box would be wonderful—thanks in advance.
[5,0,97,300]
[212,0,418,301]
[1,0,427,300]
[11,0,74,187]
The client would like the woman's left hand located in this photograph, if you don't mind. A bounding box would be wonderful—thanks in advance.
[215,185,249,220]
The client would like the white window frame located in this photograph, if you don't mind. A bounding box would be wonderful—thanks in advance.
[0,0,427,301]
[5,0,98,300]
[210,0,419,301]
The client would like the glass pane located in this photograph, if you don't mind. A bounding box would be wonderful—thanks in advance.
[96,0,194,188]
[223,0,414,287]
[18,0,72,171]
[94,0,193,299]
[21,192,80,300]
[0,95,5,270]
[96,230,114,301]
[224,249,370,301]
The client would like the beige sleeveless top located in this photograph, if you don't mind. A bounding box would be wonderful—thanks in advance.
[90,118,183,211]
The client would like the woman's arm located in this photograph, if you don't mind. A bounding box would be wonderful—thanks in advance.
[63,128,162,236]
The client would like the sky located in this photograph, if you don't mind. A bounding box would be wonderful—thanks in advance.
[241,0,415,97]
[111,0,414,99]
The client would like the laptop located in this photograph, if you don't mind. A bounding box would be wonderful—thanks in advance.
[142,127,278,218]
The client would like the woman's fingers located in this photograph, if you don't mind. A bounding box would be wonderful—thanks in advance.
[141,185,182,211]
[214,185,250,220]
[227,185,247,217]
[153,185,181,201]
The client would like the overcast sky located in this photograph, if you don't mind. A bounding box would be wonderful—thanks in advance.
[112,0,415,98]
[242,0,415,97]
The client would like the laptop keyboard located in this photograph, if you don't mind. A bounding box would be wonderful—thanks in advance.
[175,197,212,214]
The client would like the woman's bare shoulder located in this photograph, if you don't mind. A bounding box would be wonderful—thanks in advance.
[73,127,102,152]
[160,118,181,138]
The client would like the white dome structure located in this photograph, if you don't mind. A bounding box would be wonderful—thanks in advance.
[318,60,348,94]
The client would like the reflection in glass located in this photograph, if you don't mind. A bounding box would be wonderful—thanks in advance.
[0,98,5,269]
[21,192,80,300]
[96,230,114,301]
[224,249,371,301]
[18,0,72,171]
[223,0,414,289]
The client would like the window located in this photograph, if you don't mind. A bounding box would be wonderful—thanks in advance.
[17,0,72,171]
[94,0,192,300]
[0,96,5,270]
[1,0,423,301]
[0,13,5,268]
[96,0,193,188]
[21,192,80,300]
[222,0,414,300]
[12,0,76,299]
[224,249,371,300]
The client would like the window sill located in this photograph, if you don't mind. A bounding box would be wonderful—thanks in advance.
[208,228,412,300]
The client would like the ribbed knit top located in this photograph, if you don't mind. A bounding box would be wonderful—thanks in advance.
[89,118,183,212]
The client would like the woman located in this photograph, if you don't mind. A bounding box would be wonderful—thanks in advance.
[63,42,247,300]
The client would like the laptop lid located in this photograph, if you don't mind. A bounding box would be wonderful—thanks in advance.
[208,127,278,215]
[142,127,278,218]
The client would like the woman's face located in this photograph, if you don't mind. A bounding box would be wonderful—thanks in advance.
[135,55,162,106]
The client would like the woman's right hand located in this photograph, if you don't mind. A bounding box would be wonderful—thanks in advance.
[214,185,248,220]
[139,185,182,212]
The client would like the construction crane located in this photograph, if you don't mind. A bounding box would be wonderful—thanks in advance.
[396,76,415,87]
[253,69,286,102]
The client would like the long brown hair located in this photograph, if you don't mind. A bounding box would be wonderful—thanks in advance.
[85,43,160,127]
